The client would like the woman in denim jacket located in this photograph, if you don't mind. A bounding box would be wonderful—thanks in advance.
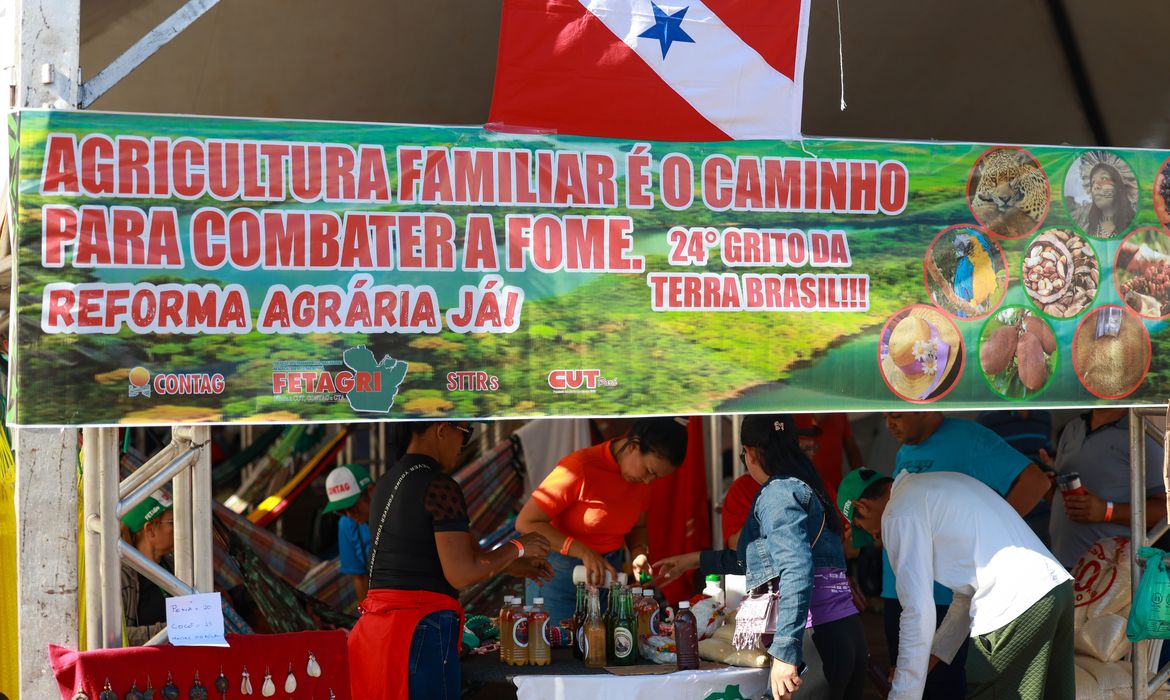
[655,414,867,700]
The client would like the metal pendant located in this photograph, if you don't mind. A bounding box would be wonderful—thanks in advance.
[161,672,180,700]
[72,692,89,700]
[189,671,208,700]
[283,664,296,694]
[328,690,336,700]
[306,651,321,678]
[239,667,253,696]
[214,668,228,698]
[99,678,117,700]
[125,680,145,700]
[144,676,155,700]
[260,668,275,697]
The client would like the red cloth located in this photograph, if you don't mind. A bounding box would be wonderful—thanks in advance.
[487,0,806,141]
[721,473,761,547]
[347,588,464,700]
[647,417,711,603]
[49,630,349,700]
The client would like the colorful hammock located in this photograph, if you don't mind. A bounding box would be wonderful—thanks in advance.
[212,425,283,491]
[0,397,17,698]
[248,427,349,526]
[223,424,312,513]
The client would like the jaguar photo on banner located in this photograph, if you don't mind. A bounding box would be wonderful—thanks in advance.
[9,110,1170,426]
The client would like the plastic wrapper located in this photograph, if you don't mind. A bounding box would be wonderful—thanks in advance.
[637,634,676,664]
[690,596,726,640]
[698,637,769,668]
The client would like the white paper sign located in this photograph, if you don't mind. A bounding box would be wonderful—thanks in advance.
[165,591,229,647]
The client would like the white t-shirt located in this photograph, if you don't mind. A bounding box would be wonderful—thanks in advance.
[884,471,1071,700]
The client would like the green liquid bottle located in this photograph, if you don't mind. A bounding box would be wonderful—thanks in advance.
[612,586,638,665]
[572,582,587,661]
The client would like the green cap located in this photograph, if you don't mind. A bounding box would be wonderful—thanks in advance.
[121,490,173,534]
[322,464,372,514]
[705,575,721,583]
[836,468,890,549]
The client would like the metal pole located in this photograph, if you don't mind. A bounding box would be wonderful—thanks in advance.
[82,428,102,651]
[1132,408,1149,700]
[117,446,200,519]
[118,440,181,499]
[707,416,723,550]
[172,437,194,587]
[96,427,122,649]
[184,426,214,592]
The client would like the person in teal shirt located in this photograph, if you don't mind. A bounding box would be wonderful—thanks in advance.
[874,413,1051,698]
[322,464,375,601]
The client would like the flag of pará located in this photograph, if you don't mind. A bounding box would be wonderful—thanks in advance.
[488,0,811,141]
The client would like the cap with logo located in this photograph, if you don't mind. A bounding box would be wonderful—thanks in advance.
[322,464,373,514]
[121,490,174,534]
[836,468,891,549]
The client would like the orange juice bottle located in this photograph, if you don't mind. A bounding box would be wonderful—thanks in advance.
[584,587,607,668]
[510,599,530,666]
[528,598,551,666]
[499,596,515,663]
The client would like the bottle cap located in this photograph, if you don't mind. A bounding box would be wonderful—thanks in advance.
[632,587,643,596]
[618,572,628,585]
[643,589,654,597]
[534,597,544,605]
[678,601,690,609]
[705,575,721,583]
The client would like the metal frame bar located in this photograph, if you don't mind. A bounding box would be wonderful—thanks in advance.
[1128,405,1170,699]
[707,416,723,550]
[78,0,221,107]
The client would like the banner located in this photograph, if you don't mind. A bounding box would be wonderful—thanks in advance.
[10,110,1170,426]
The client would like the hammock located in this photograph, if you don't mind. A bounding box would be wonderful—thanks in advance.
[212,425,283,491]
[223,424,313,513]
[248,427,349,526]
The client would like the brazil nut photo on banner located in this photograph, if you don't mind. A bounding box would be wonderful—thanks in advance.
[9,109,1170,426]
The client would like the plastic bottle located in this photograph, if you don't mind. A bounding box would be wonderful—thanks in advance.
[528,598,551,666]
[703,575,725,607]
[510,598,530,666]
[499,596,514,663]
[572,582,587,661]
[674,601,700,671]
[584,586,607,668]
[636,588,659,640]
[612,586,638,665]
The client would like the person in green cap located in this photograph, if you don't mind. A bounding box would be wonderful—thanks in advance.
[322,464,375,601]
[120,490,174,645]
[837,467,1073,700]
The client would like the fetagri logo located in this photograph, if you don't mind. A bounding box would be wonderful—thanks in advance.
[272,345,408,413]
[547,369,618,394]
[128,366,226,398]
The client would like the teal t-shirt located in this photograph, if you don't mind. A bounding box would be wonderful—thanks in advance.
[881,418,1032,604]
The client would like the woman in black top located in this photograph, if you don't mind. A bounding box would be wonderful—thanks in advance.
[349,421,552,700]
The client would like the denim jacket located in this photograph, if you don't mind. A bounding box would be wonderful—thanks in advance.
[699,476,847,666]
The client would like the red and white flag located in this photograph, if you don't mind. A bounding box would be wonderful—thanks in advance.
[488,0,811,141]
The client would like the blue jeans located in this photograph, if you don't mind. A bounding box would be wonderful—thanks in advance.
[408,610,460,700]
[526,549,625,625]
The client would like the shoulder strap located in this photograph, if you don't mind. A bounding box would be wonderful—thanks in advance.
[367,463,432,588]
[811,511,827,548]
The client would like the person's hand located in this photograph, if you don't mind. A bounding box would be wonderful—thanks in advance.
[1065,491,1108,523]
[580,547,618,586]
[506,556,555,584]
[769,658,802,700]
[928,655,941,672]
[651,551,700,585]
[632,553,652,580]
[517,532,551,559]
[1038,448,1056,469]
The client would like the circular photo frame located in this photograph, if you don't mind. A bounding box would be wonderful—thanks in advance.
[1115,227,1170,320]
[1071,305,1151,400]
[1063,150,1139,240]
[1021,228,1099,319]
[1154,156,1170,231]
[967,146,1050,239]
[878,305,965,403]
[977,307,1058,400]
[922,225,1008,320]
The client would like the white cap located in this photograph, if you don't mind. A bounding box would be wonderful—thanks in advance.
[632,587,643,596]
[678,601,690,609]
[643,589,654,597]
[534,597,544,605]
[618,573,628,585]
[572,565,588,585]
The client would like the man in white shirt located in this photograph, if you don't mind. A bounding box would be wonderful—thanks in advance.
[838,468,1074,700]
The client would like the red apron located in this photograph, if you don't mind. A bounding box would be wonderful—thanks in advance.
[347,589,465,700]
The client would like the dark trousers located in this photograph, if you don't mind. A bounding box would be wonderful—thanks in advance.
[408,610,461,700]
[811,614,868,700]
[883,598,969,699]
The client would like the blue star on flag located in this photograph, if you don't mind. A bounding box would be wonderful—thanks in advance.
[638,3,695,59]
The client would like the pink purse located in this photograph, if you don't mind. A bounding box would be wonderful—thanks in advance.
[731,512,825,650]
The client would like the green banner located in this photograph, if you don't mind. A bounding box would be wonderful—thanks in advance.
[10,110,1170,426]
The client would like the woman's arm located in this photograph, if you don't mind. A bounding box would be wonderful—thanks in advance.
[434,530,550,590]
[516,499,615,585]
[626,512,651,578]
[759,484,815,667]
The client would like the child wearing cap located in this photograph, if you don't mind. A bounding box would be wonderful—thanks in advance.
[321,464,375,601]
[119,491,175,645]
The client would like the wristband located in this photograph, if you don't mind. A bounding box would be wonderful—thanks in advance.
[1104,501,1115,523]
[510,539,525,558]
[560,536,575,556]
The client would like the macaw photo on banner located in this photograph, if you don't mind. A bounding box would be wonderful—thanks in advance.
[9,109,1170,426]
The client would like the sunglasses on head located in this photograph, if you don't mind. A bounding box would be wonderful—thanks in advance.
[451,423,474,448]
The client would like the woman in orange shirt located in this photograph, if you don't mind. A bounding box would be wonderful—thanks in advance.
[516,417,688,624]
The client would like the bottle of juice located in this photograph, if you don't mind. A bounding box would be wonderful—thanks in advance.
[510,598,530,666]
[674,601,700,671]
[499,596,515,663]
[528,598,551,666]
[584,587,607,668]
[572,582,587,661]
[636,588,659,640]
[612,586,638,665]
